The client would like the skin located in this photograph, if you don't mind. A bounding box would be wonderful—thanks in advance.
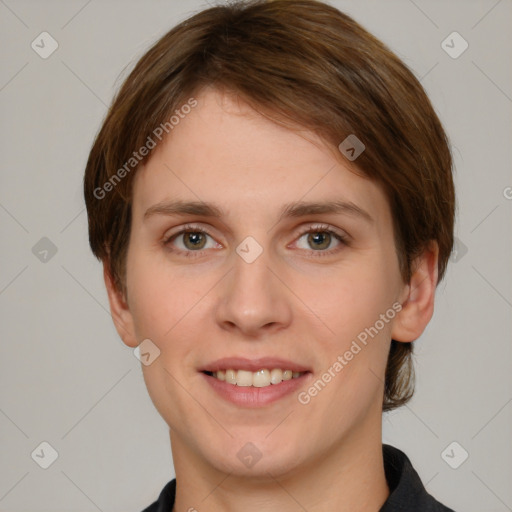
[105,87,439,512]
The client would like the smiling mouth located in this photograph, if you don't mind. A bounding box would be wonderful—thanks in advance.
[203,368,308,388]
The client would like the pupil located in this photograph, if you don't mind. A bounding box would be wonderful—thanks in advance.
[309,232,330,250]
[187,232,204,248]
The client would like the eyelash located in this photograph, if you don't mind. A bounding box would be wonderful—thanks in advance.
[162,223,349,259]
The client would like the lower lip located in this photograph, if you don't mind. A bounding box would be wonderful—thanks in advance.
[201,372,311,407]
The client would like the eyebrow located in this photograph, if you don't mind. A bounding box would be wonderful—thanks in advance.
[143,199,374,224]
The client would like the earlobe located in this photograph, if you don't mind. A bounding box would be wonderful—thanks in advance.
[391,241,439,343]
[102,261,139,348]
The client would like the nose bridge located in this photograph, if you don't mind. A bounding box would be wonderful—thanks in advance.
[234,235,272,290]
[232,234,276,308]
[215,234,291,334]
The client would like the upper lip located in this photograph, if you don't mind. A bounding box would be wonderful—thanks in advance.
[200,357,312,373]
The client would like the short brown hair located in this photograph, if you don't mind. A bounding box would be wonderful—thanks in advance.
[83,0,455,411]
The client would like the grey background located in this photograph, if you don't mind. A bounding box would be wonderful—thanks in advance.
[0,0,511,511]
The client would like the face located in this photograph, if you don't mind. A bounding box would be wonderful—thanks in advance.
[112,87,415,478]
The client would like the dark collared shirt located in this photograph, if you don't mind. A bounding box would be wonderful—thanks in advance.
[141,444,456,511]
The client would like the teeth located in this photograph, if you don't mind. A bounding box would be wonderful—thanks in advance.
[225,369,237,385]
[210,368,305,387]
[252,369,270,388]
[236,370,254,387]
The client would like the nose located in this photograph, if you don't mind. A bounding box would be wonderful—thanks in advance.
[214,240,293,338]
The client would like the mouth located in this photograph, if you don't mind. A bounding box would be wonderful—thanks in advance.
[202,368,307,388]
[199,357,312,407]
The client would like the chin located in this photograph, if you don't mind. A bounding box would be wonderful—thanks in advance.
[203,434,308,479]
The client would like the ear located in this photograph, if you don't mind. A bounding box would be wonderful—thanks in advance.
[391,241,439,342]
[103,260,139,348]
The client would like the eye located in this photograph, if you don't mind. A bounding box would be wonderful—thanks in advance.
[163,222,349,258]
[163,224,219,257]
[293,223,348,256]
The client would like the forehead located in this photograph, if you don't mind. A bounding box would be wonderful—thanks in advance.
[131,88,390,226]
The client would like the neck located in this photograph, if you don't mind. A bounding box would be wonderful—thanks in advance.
[169,416,389,512]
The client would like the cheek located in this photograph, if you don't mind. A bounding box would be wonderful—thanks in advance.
[125,248,178,340]
[125,247,214,349]
[321,263,397,336]
[310,255,399,391]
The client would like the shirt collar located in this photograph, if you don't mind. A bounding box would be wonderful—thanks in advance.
[379,444,455,511]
